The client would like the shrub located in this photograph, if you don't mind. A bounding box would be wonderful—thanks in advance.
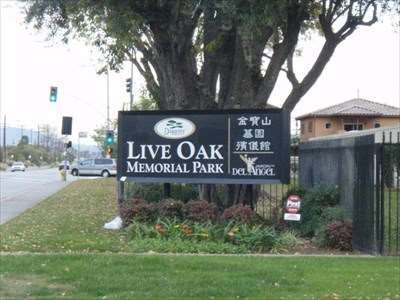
[272,231,300,253]
[125,183,163,203]
[120,198,157,225]
[226,223,277,252]
[222,205,257,224]
[157,198,184,219]
[285,186,307,200]
[125,183,199,203]
[320,206,349,224]
[124,218,282,253]
[0,163,7,171]
[325,220,352,251]
[126,221,158,239]
[171,184,199,203]
[297,185,340,236]
[183,200,218,222]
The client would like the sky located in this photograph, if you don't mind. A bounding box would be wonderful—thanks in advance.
[0,1,399,145]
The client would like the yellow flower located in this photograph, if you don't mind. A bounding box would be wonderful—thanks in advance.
[227,231,235,239]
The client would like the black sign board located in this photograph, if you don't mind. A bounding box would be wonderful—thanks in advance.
[117,109,290,184]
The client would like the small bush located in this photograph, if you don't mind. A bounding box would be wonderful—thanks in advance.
[325,220,352,251]
[125,183,199,203]
[125,218,284,253]
[157,198,184,219]
[297,185,340,236]
[320,206,348,223]
[226,223,277,252]
[120,198,157,225]
[272,231,300,253]
[183,200,218,222]
[126,221,158,239]
[125,183,163,203]
[285,186,307,200]
[222,205,257,224]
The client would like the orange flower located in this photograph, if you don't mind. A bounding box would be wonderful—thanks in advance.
[155,224,166,235]
[181,224,193,236]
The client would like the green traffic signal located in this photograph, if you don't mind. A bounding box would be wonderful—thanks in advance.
[50,86,58,102]
[105,130,114,145]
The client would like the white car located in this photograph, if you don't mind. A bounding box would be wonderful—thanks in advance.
[11,162,26,172]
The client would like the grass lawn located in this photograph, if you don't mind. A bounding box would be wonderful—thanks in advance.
[384,189,399,255]
[1,179,399,299]
[1,255,399,300]
[0,179,128,253]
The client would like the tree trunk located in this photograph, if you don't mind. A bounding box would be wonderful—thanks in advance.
[151,20,262,210]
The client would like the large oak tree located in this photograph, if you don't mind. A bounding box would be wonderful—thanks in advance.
[22,0,396,207]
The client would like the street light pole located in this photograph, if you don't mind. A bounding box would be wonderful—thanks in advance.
[2,115,6,162]
[130,54,134,110]
[107,70,110,130]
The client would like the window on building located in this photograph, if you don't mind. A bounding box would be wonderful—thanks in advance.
[301,122,305,134]
[308,121,313,133]
[344,124,363,131]
[325,123,331,129]
[374,123,381,128]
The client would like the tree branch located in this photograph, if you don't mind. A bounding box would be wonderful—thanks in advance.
[286,49,299,88]
[254,4,306,107]
[282,39,337,112]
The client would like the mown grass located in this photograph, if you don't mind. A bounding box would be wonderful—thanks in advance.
[0,179,128,253]
[0,179,399,299]
[384,189,400,255]
[1,255,399,300]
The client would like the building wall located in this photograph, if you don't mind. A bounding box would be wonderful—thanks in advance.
[300,116,400,142]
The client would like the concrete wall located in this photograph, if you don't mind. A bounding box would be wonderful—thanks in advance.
[299,134,374,213]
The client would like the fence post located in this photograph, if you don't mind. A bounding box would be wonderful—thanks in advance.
[379,132,385,254]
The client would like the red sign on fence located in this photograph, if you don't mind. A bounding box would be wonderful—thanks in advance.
[284,194,302,221]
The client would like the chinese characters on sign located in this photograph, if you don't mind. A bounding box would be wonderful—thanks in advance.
[117,109,290,184]
[231,115,275,177]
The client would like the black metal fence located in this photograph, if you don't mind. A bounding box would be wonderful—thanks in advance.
[349,132,399,255]
[122,155,299,225]
[256,156,299,223]
[298,129,399,255]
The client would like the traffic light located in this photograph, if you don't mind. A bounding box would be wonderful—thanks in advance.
[105,130,114,145]
[126,78,132,93]
[66,141,72,148]
[50,86,58,102]
[106,146,113,156]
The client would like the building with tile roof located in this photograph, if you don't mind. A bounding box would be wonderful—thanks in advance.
[296,98,400,141]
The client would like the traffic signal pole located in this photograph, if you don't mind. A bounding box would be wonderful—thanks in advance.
[130,56,134,110]
[106,70,110,130]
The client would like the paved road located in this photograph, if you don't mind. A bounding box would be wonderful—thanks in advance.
[0,168,86,224]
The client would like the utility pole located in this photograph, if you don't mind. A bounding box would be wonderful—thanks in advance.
[46,125,50,150]
[2,115,6,162]
[130,53,134,110]
[37,125,40,146]
[107,70,110,130]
